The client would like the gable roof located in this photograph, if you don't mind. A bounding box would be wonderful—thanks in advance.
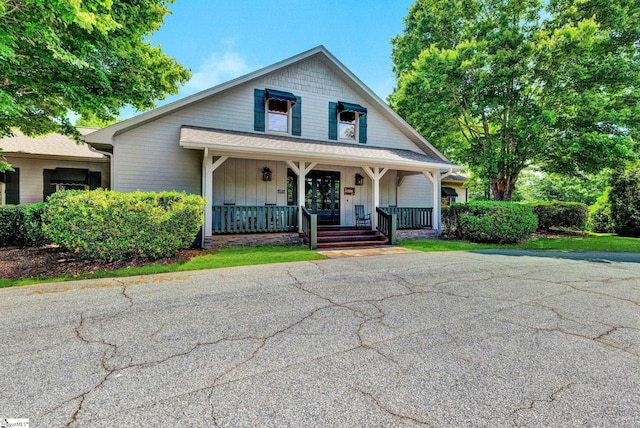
[1,128,107,160]
[180,126,455,171]
[442,172,468,182]
[84,46,452,164]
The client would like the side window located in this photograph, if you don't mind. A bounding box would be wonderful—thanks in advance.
[267,98,289,133]
[329,101,367,144]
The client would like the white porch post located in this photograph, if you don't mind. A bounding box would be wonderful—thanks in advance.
[423,169,442,233]
[286,160,316,232]
[362,166,388,230]
[203,153,228,239]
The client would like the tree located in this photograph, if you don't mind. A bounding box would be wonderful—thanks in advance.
[609,164,640,237]
[390,0,639,200]
[512,169,609,206]
[0,0,190,140]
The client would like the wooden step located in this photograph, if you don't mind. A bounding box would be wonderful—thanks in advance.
[317,239,390,249]
[318,234,387,243]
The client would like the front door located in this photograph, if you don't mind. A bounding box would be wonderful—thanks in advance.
[305,171,340,225]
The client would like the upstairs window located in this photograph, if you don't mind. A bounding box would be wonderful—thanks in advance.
[267,98,290,133]
[254,89,302,136]
[329,101,367,144]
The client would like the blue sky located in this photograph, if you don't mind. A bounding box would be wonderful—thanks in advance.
[129,0,414,117]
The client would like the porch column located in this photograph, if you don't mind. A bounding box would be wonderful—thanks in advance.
[422,169,442,232]
[203,153,228,238]
[362,166,388,230]
[286,160,316,232]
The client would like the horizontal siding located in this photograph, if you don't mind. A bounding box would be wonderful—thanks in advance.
[113,56,430,194]
[398,174,433,208]
[3,156,110,205]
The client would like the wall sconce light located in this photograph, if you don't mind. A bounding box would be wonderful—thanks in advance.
[355,173,364,186]
[262,167,272,182]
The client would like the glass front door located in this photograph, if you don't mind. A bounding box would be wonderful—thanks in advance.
[305,171,340,225]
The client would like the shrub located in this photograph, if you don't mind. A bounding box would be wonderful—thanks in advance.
[587,191,614,233]
[530,201,588,231]
[24,202,50,247]
[458,201,538,243]
[43,189,206,260]
[441,204,466,239]
[609,166,640,237]
[0,205,27,246]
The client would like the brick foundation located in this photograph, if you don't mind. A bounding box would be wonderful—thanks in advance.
[204,233,302,248]
[396,229,439,241]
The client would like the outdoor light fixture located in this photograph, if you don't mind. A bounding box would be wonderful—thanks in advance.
[262,167,272,182]
[355,173,364,186]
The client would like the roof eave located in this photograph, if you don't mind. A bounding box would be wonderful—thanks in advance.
[180,140,458,172]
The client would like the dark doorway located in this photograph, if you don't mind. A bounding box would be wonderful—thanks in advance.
[305,171,340,225]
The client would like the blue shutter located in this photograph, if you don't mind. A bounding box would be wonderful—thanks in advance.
[291,96,302,136]
[358,113,367,144]
[254,89,265,132]
[328,102,338,140]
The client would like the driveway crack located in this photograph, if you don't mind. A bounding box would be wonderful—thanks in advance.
[356,388,432,426]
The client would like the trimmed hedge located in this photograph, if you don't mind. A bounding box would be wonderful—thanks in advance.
[0,205,27,246]
[24,202,50,247]
[43,190,206,260]
[587,191,614,233]
[442,201,537,243]
[609,167,640,237]
[529,201,588,231]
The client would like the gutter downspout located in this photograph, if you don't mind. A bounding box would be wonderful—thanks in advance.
[201,147,209,248]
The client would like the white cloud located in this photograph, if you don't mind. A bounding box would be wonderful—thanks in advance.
[185,51,253,92]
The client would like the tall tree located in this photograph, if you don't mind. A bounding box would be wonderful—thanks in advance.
[390,0,639,200]
[0,0,190,140]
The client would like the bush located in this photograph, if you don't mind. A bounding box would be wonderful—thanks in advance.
[587,191,614,233]
[24,202,50,247]
[458,201,538,243]
[530,201,588,231]
[43,190,206,260]
[0,205,27,246]
[609,166,640,237]
[441,204,466,239]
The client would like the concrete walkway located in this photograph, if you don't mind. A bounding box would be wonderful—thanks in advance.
[1,250,639,426]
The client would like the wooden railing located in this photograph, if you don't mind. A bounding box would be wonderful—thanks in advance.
[380,207,433,229]
[212,205,298,234]
[376,207,397,245]
[301,206,317,249]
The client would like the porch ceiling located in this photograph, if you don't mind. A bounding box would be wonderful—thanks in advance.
[180,126,458,172]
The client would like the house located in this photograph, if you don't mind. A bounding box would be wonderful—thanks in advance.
[84,46,461,248]
[441,172,468,206]
[0,127,110,205]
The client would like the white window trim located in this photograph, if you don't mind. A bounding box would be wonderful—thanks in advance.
[266,99,291,134]
[338,110,358,142]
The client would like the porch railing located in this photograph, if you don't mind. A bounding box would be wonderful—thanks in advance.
[212,205,298,234]
[376,208,397,245]
[301,206,317,249]
[380,207,433,229]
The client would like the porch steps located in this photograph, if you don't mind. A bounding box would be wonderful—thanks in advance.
[302,228,390,248]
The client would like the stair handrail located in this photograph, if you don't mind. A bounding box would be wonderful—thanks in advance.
[301,206,318,249]
[376,207,397,245]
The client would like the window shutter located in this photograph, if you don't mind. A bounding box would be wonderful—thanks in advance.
[89,171,102,189]
[291,96,302,136]
[358,113,367,144]
[328,102,337,140]
[254,89,265,132]
[43,169,53,201]
[5,168,19,204]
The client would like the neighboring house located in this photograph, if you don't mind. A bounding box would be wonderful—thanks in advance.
[441,172,468,206]
[84,46,460,247]
[0,127,110,205]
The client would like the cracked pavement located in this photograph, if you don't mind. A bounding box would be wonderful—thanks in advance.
[1,250,639,426]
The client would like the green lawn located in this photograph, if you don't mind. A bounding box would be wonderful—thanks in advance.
[0,246,326,288]
[401,233,640,253]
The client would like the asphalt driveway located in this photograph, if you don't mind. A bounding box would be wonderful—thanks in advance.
[1,250,639,427]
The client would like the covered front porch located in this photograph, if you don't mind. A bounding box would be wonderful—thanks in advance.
[179,126,458,248]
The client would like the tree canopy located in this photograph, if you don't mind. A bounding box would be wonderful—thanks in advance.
[0,0,190,141]
[390,0,640,200]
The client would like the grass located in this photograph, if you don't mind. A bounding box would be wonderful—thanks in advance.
[401,233,640,253]
[0,245,327,288]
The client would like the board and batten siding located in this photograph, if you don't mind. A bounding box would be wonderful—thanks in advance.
[111,55,431,194]
[3,156,110,205]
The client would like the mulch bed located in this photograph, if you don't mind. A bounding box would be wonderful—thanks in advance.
[0,245,212,280]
